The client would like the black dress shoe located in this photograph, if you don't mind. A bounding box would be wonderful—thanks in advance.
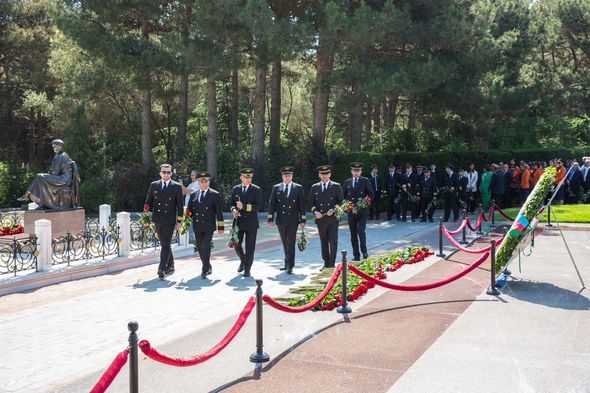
[411,219,416,222]
[206,267,212,275]
[200,273,207,279]
[353,255,361,261]
[420,218,426,222]
[243,272,251,278]
[287,268,293,274]
[279,266,287,271]
[237,263,245,273]
[165,267,175,275]
[157,269,165,279]
[429,218,434,222]
[363,254,369,259]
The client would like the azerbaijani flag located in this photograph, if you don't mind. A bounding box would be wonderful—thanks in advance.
[508,214,530,237]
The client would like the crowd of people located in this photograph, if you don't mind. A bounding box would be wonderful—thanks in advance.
[144,157,589,281]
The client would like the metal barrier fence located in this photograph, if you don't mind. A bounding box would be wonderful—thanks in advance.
[0,235,38,276]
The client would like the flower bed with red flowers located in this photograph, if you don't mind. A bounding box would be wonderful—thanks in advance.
[287,246,434,311]
[0,224,25,237]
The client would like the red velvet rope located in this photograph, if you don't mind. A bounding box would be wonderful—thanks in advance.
[90,349,129,393]
[442,225,503,254]
[482,206,495,222]
[348,252,489,291]
[466,212,484,232]
[445,219,468,235]
[138,297,256,367]
[494,204,515,221]
[263,264,343,313]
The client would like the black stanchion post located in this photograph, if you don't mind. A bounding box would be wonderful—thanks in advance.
[486,241,500,295]
[337,251,352,314]
[460,209,468,244]
[490,200,496,228]
[128,321,139,393]
[546,204,553,227]
[436,217,446,258]
[250,279,270,363]
[477,204,484,235]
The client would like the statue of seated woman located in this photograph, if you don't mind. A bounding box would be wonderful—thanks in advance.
[18,139,80,209]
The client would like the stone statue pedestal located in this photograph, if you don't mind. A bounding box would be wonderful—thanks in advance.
[23,208,85,237]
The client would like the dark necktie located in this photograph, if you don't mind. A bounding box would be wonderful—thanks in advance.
[284,185,289,197]
[163,182,168,192]
[243,186,246,194]
[199,191,204,203]
[322,183,326,194]
[353,179,357,189]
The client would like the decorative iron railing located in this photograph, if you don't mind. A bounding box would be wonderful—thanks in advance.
[52,227,120,266]
[0,209,24,227]
[129,221,179,252]
[0,235,38,276]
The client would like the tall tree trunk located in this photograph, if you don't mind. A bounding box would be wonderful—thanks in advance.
[230,64,239,147]
[382,98,390,128]
[365,98,373,142]
[140,16,155,167]
[175,5,191,164]
[407,97,416,131]
[312,31,334,149]
[207,76,218,179]
[388,95,398,128]
[269,59,281,150]
[349,80,363,150]
[373,96,381,134]
[251,60,267,167]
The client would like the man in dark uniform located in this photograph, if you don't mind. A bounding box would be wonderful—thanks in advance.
[414,164,425,220]
[368,164,382,221]
[231,168,262,277]
[268,166,306,274]
[443,163,460,222]
[145,164,184,279]
[457,168,468,211]
[399,163,418,222]
[420,167,437,222]
[385,164,401,221]
[311,165,344,270]
[343,162,374,260]
[187,171,225,278]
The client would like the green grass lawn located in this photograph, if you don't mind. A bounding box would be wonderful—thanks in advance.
[494,204,590,223]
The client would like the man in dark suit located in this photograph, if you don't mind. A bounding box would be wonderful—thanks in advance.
[231,168,262,277]
[566,162,583,204]
[582,158,590,198]
[399,163,418,222]
[490,164,505,208]
[443,163,460,222]
[368,164,382,220]
[311,165,344,270]
[145,164,184,279]
[457,168,468,211]
[414,164,425,219]
[420,167,437,222]
[268,166,306,274]
[343,162,374,260]
[385,164,400,220]
[502,164,513,208]
[187,172,225,279]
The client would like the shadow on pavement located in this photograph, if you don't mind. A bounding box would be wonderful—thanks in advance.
[225,275,257,291]
[505,280,589,310]
[174,277,221,291]
[131,278,178,292]
[266,271,307,285]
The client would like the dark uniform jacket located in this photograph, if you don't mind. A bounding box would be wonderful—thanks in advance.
[231,184,262,230]
[421,176,438,199]
[399,172,419,196]
[444,172,460,192]
[385,172,401,197]
[268,183,307,226]
[145,180,184,225]
[368,174,382,200]
[186,188,225,233]
[490,170,505,194]
[310,181,344,218]
[343,177,374,214]
[458,175,468,197]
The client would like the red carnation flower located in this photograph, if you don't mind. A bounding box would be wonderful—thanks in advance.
[143,204,150,213]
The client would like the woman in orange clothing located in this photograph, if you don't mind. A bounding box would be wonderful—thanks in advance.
[519,162,532,204]
[554,159,567,204]
[531,162,544,186]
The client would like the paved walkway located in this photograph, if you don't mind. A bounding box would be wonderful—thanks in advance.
[1,213,471,393]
